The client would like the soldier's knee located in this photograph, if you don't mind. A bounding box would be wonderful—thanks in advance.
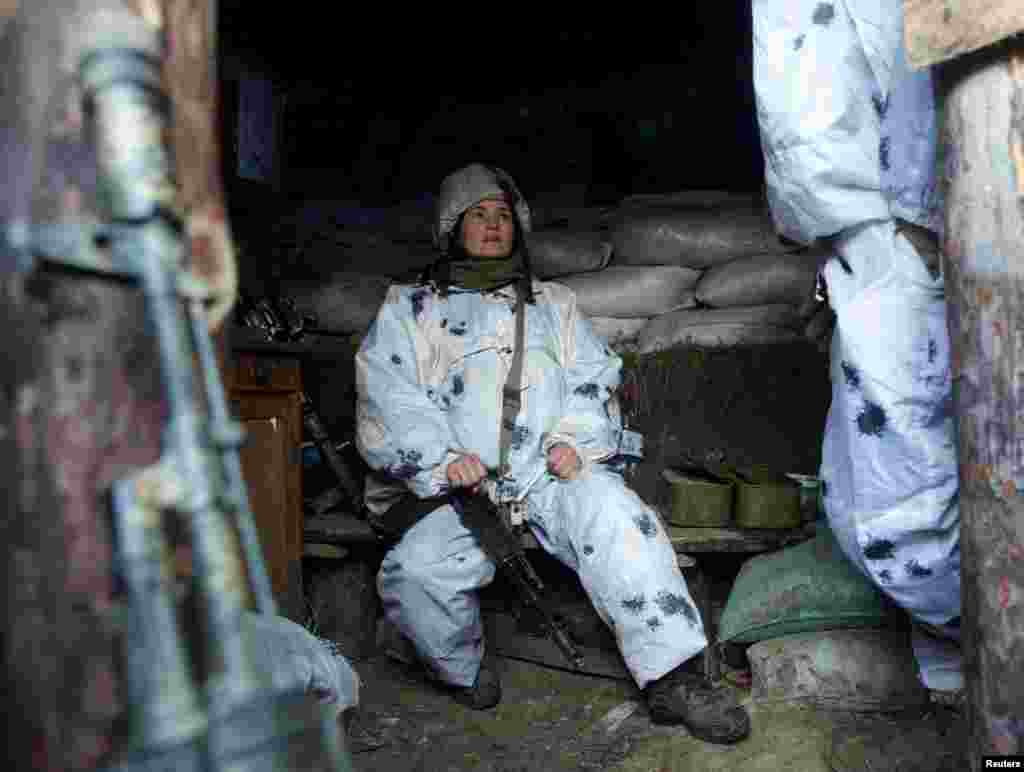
[380,544,440,590]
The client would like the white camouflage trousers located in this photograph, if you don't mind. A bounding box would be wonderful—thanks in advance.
[378,467,708,689]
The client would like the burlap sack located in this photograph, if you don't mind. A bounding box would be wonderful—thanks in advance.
[557,265,700,318]
[637,305,802,352]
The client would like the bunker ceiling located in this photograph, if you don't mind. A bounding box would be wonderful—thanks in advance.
[215,6,765,206]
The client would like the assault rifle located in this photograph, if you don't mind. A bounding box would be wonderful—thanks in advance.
[41,11,353,771]
[450,488,585,670]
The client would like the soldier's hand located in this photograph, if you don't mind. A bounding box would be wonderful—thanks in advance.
[798,269,834,355]
[446,453,487,489]
[803,305,835,354]
[547,444,581,480]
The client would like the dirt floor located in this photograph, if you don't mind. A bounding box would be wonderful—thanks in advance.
[333,555,964,772]
[339,650,966,772]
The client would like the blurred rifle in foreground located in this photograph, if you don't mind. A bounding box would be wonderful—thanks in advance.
[14,8,353,770]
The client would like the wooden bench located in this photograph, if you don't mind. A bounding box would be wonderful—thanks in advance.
[303,509,816,678]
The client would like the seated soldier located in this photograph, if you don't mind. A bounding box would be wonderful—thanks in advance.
[354,163,750,745]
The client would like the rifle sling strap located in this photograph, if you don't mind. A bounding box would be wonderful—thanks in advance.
[498,281,527,479]
[369,281,528,542]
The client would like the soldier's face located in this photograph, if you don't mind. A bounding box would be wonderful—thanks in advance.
[461,199,515,259]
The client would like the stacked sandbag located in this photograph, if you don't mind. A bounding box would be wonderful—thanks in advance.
[723,524,928,713]
[557,265,700,318]
[719,523,899,645]
[284,272,392,334]
[618,190,765,211]
[586,317,649,350]
[608,205,795,270]
[525,231,613,278]
[637,305,803,353]
[695,248,827,309]
[747,630,929,711]
[598,195,829,352]
[277,231,613,336]
[262,189,829,353]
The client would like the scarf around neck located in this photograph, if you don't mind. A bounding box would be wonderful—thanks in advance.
[445,254,524,292]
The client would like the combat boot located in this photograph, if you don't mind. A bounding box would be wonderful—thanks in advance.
[450,647,501,710]
[645,665,750,744]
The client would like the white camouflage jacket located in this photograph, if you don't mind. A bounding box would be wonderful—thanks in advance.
[355,279,624,513]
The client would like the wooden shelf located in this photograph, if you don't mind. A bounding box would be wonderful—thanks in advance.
[228,325,360,357]
[303,512,378,545]
[227,350,305,620]
[667,521,816,554]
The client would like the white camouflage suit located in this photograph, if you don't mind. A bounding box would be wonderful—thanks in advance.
[355,165,707,689]
[753,0,962,688]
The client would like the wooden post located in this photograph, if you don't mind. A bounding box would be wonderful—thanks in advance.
[938,38,1024,766]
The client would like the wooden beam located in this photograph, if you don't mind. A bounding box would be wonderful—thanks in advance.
[904,0,1024,69]
[667,522,816,554]
[938,37,1024,767]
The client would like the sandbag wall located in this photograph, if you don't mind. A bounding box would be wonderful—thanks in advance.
[271,190,829,354]
[261,191,834,505]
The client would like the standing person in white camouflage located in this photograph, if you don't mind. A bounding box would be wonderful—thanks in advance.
[753,0,963,698]
[354,163,750,744]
